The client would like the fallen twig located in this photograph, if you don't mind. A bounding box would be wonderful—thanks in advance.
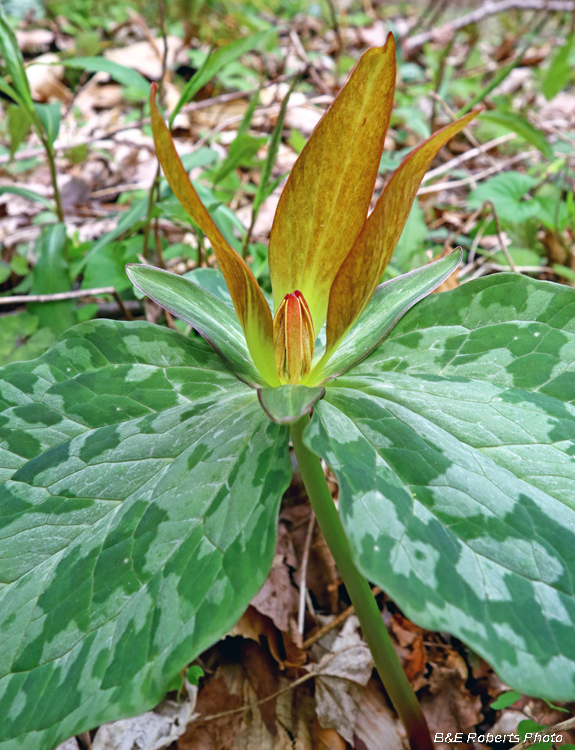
[418,151,534,195]
[0,286,133,319]
[406,0,575,50]
[302,586,382,649]
[510,714,575,749]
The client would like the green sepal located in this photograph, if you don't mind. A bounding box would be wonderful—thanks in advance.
[126,264,265,386]
[258,384,325,424]
[310,249,462,383]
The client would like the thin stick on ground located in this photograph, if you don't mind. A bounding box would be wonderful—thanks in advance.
[0,287,133,319]
[406,0,575,50]
[298,512,315,636]
[510,715,575,749]
[302,586,382,650]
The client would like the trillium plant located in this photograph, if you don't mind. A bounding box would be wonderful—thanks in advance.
[1,34,575,750]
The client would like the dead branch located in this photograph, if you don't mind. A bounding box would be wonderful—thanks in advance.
[406,0,575,50]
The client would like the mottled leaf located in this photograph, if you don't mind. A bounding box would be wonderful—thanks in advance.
[150,86,278,386]
[268,37,396,330]
[304,274,575,699]
[258,384,325,424]
[325,110,479,357]
[310,250,461,382]
[126,264,264,386]
[0,320,291,750]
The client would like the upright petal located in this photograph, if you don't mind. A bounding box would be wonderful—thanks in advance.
[323,109,481,363]
[150,84,279,385]
[268,36,397,331]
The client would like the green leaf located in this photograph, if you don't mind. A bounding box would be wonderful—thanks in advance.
[390,200,427,272]
[7,102,32,157]
[62,56,149,95]
[126,264,265,386]
[185,267,272,311]
[0,6,34,111]
[258,384,325,424]
[312,250,462,382]
[72,199,148,276]
[542,33,574,100]
[0,185,55,210]
[170,31,272,126]
[209,133,266,185]
[304,274,575,700]
[0,320,291,749]
[82,237,141,292]
[28,223,76,334]
[518,720,552,747]
[479,110,553,159]
[10,255,28,276]
[185,267,234,307]
[477,246,541,268]
[253,77,296,215]
[469,172,540,224]
[33,102,61,148]
[0,311,55,366]
[490,690,522,710]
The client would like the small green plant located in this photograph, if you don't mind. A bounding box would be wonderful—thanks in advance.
[2,35,575,750]
[0,7,64,220]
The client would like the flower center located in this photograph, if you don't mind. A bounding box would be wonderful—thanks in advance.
[273,290,315,384]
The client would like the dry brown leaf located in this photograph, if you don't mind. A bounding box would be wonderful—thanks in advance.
[431,248,459,293]
[353,678,406,750]
[250,523,299,635]
[314,617,373,744]
[280,504,339,614]
[16,29,55,52]
[389,613,427,685]
[420,665,482,750]
[180,668,244,750]
[230,605,306,670]
[540,93,575,126]
[240,639,279,735]
[54,739,80,750]
[92,679,197,750]
[180,664,299,750]
[284,105,323,137]
[26,53,71,103]
[311,721,347,750]
[76,83,125,113]
[359,20,387,49]
[105,37,182,80]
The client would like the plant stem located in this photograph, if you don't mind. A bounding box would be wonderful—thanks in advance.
[41,134,64,222]
[289,415,432,750]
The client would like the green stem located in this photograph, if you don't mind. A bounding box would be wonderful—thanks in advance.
[290,415,432,750]
[41,135,64,223]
